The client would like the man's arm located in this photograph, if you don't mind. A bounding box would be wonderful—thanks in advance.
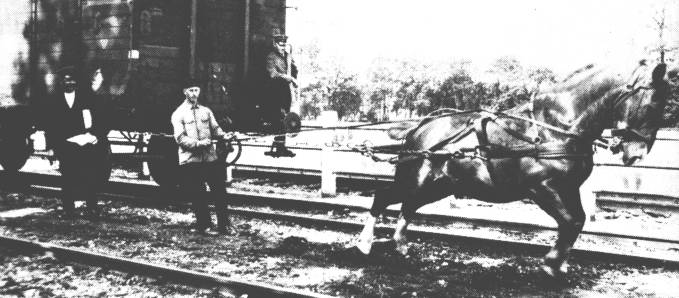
[266,53,283,79]
[40,99,57,151]
[207,109,229,139]
[291,58,298,79]
[89,95,111,141]
[266,53,295,81]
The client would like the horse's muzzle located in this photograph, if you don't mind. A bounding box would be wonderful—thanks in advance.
[621,141,648,166]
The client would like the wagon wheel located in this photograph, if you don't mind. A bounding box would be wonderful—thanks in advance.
[217,138,243,166]
[0,134,31,172]
[147,135,179,189]
[0,105,33,172]
[284,112,301,134]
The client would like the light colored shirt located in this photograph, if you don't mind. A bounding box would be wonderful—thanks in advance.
[171,100,227,165]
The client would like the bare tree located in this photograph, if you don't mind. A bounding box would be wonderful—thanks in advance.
[650,7,678,63]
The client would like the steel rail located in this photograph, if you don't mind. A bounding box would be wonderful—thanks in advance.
[13,184,679,269]
[6,159,679,214]
[595,191,679,212]
[4,171,679,267]
[0,235,331,298]
[5,170,678,244]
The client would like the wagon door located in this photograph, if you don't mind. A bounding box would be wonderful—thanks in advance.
[81,0,133,128]
[131,0,191,133]
[239,0,287,131]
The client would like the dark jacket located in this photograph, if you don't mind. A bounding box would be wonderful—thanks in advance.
[42,88,109,158]
[266,50,298,81]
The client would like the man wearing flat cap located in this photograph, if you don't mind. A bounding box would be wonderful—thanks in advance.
[264,34,298,157]
[171,78,234,235]
[42,66,111,218]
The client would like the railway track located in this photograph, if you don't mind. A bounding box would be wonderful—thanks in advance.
[229,164,679,214]
[21,141,679,214]
[595,191,679,213]
[3,170,679,269]
[0,235,331,298]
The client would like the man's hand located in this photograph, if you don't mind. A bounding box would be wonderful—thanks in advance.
[222,132,236,141]
[197,139,212,147]
[283,75,298,88]
[85,132,98,145]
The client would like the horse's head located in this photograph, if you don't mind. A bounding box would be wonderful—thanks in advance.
[613,60,677,166]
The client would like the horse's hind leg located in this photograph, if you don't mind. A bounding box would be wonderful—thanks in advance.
[356,185,405,254]
[532,180,585,277]
[393,177,455,255]
[393,213,411,255]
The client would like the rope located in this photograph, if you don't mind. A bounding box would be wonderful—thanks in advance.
[154,107,601,163]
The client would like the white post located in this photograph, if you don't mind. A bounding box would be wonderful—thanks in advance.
[580,177,597,222]
[142,161,151,177]
[142,141,150,178]
[320,111,337,197]
[225,166,233,183]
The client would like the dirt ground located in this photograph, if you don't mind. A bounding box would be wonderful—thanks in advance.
[1,189,678,297]
[0,247,222,297]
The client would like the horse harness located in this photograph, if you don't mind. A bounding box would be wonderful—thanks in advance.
[358,110,595,165]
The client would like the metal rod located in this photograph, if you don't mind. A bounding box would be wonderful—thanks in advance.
[29,0,38,101]
[188,0,198,78]
[243,0,251,81]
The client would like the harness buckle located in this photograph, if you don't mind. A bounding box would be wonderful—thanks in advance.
[473,146,488,161]
[609,137,623,154]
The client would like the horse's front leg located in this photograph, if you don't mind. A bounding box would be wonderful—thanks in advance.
[533,180,586,277]
[357,214,378,254]
[393,213,411,255]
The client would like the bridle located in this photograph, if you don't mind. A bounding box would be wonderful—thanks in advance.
[605,80,664,153]
[607,127,654,153]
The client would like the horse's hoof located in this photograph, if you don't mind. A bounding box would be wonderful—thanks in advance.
[540,264,565,279]
[394,242,409,256]
[355,241,372,255]
[373,239,397,253]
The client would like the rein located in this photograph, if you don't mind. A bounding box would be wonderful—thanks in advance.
[357,79,662,165]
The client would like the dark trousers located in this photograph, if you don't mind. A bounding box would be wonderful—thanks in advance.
[57,143,110,213]
[179,161,229,229]
[266,79,292,147]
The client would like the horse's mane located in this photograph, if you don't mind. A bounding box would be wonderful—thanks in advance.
[539,61,666,131]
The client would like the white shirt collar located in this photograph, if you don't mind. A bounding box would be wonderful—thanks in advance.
[64,92,75,109]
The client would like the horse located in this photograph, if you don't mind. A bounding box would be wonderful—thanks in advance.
[355,60,678,278]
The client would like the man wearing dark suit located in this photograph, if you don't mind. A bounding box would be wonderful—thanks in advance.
[43,66,111,218]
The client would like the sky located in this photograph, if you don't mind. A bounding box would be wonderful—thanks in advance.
[286,0,679,75]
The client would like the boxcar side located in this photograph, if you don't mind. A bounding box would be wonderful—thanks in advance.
[0,0,287,173]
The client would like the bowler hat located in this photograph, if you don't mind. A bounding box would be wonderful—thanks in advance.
[56,65,75,77]
[183,77,202,89]
[273,34,288,43]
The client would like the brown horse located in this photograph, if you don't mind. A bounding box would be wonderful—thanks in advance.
[356,60,678,277]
